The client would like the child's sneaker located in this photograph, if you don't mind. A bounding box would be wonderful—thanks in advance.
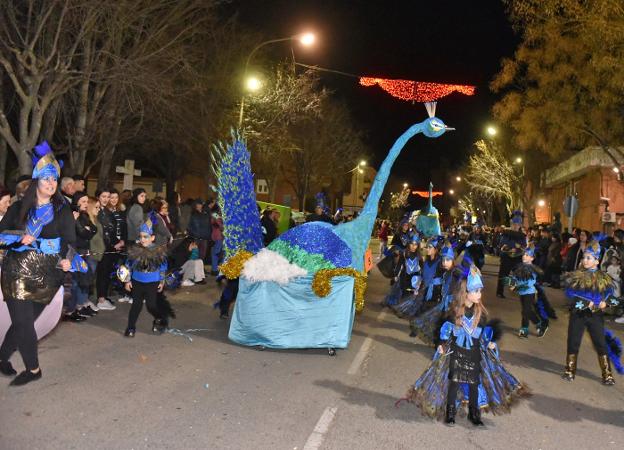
[518,327,529,338]
[181,279,195,287]
[124,328,135,337]
[537,321,549,338]
[118,295,133,303]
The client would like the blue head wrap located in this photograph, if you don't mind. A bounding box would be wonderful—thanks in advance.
[511,210,523,225]
[427,236,442,248]
[440,245,455,260]
[467,267,484,292]
[409,233,421,245]
[31,141,61,180]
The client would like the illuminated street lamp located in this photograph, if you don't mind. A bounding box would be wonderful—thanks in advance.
[613,167,620,174]
[537,199,546,207]
[245,76,262,91]
[299,32,316,46]
[403,183,409,189]
[455,176,461,182]
[360,160,367,166]
[514,157,523,164]
[449,189,455,195]
[239,32,316,126]
[486,125,498,137]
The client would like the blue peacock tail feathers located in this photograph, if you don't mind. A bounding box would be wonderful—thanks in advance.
[217,130,264,259]
[605,328,624,375]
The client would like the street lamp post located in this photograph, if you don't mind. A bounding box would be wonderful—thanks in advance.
[238,33,315,127]
[347,160,367,211]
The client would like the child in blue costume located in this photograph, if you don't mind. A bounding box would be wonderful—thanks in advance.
[421,236,442,302]
[562,241,620,385]
[384,234,422,309]
[509,245,549,338]
[409,242,458,343]
[122,216,169,337]
[403,266,528,426]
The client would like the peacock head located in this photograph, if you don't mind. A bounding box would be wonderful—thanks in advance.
[422,116,454,138]
[420,102,454,138]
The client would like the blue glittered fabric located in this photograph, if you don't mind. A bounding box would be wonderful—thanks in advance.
[274,222,352,268]
[218,134,264,258]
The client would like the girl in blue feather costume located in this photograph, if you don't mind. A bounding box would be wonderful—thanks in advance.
[392,236,440,318]
[382,234,422,308]
[402,266,528,425]
[409,243,459,344]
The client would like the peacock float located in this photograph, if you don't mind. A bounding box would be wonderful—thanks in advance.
[219,102,455,353]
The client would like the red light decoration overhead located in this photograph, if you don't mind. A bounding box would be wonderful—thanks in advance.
[359,77,476,103]
[413,191,443,198]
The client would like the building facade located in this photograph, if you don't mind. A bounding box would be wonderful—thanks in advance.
[542,146,624,232]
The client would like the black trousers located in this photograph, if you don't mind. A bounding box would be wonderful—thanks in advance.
[218,278,239,316]
[96,253,117,298]
[127,281,161,329]
[520,294,540,328]
[497,255,520,295]
[447,380,478,409]
[0,299,46,370]
[567,310,608,355]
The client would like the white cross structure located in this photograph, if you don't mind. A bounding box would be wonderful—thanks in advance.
[115,159,142,190]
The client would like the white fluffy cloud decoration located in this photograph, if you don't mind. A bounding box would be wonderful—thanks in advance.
[241,248,308,284]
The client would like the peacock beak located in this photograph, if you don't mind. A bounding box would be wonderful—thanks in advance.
[445,126,455,131]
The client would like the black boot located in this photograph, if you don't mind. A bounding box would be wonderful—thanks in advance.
[468,406,484,426]
[445,405,456,426]
[0,360,17,376]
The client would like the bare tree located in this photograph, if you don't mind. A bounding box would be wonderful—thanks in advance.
[464,140,522,213]
[0,0,101,175]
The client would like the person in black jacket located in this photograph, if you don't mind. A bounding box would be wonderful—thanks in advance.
[0,141,75,386]
[261,208,278,245]
[94,188,120,311]
[188,199,212,262]
[65,192,98,321]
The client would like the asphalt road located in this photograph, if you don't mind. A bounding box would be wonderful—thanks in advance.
[1,252,623,450]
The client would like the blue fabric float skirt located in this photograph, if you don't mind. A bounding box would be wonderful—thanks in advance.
[404,346,528,419]
[228,275,356,349]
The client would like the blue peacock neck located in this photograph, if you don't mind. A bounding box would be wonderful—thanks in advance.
[334,120,429,270]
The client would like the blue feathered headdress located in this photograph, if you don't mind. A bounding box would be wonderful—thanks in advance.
[31,141,62,180]
[524,244,536,258]
[584,240,601,260]
[139,212,158,236]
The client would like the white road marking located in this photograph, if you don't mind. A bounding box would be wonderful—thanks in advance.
[303,407,338,450]
[347,337,373,375]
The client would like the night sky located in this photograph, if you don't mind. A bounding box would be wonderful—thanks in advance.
[232,0,518,205]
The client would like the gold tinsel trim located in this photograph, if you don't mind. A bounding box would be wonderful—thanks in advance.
[219,250,253,280]
[312,268,368,312]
